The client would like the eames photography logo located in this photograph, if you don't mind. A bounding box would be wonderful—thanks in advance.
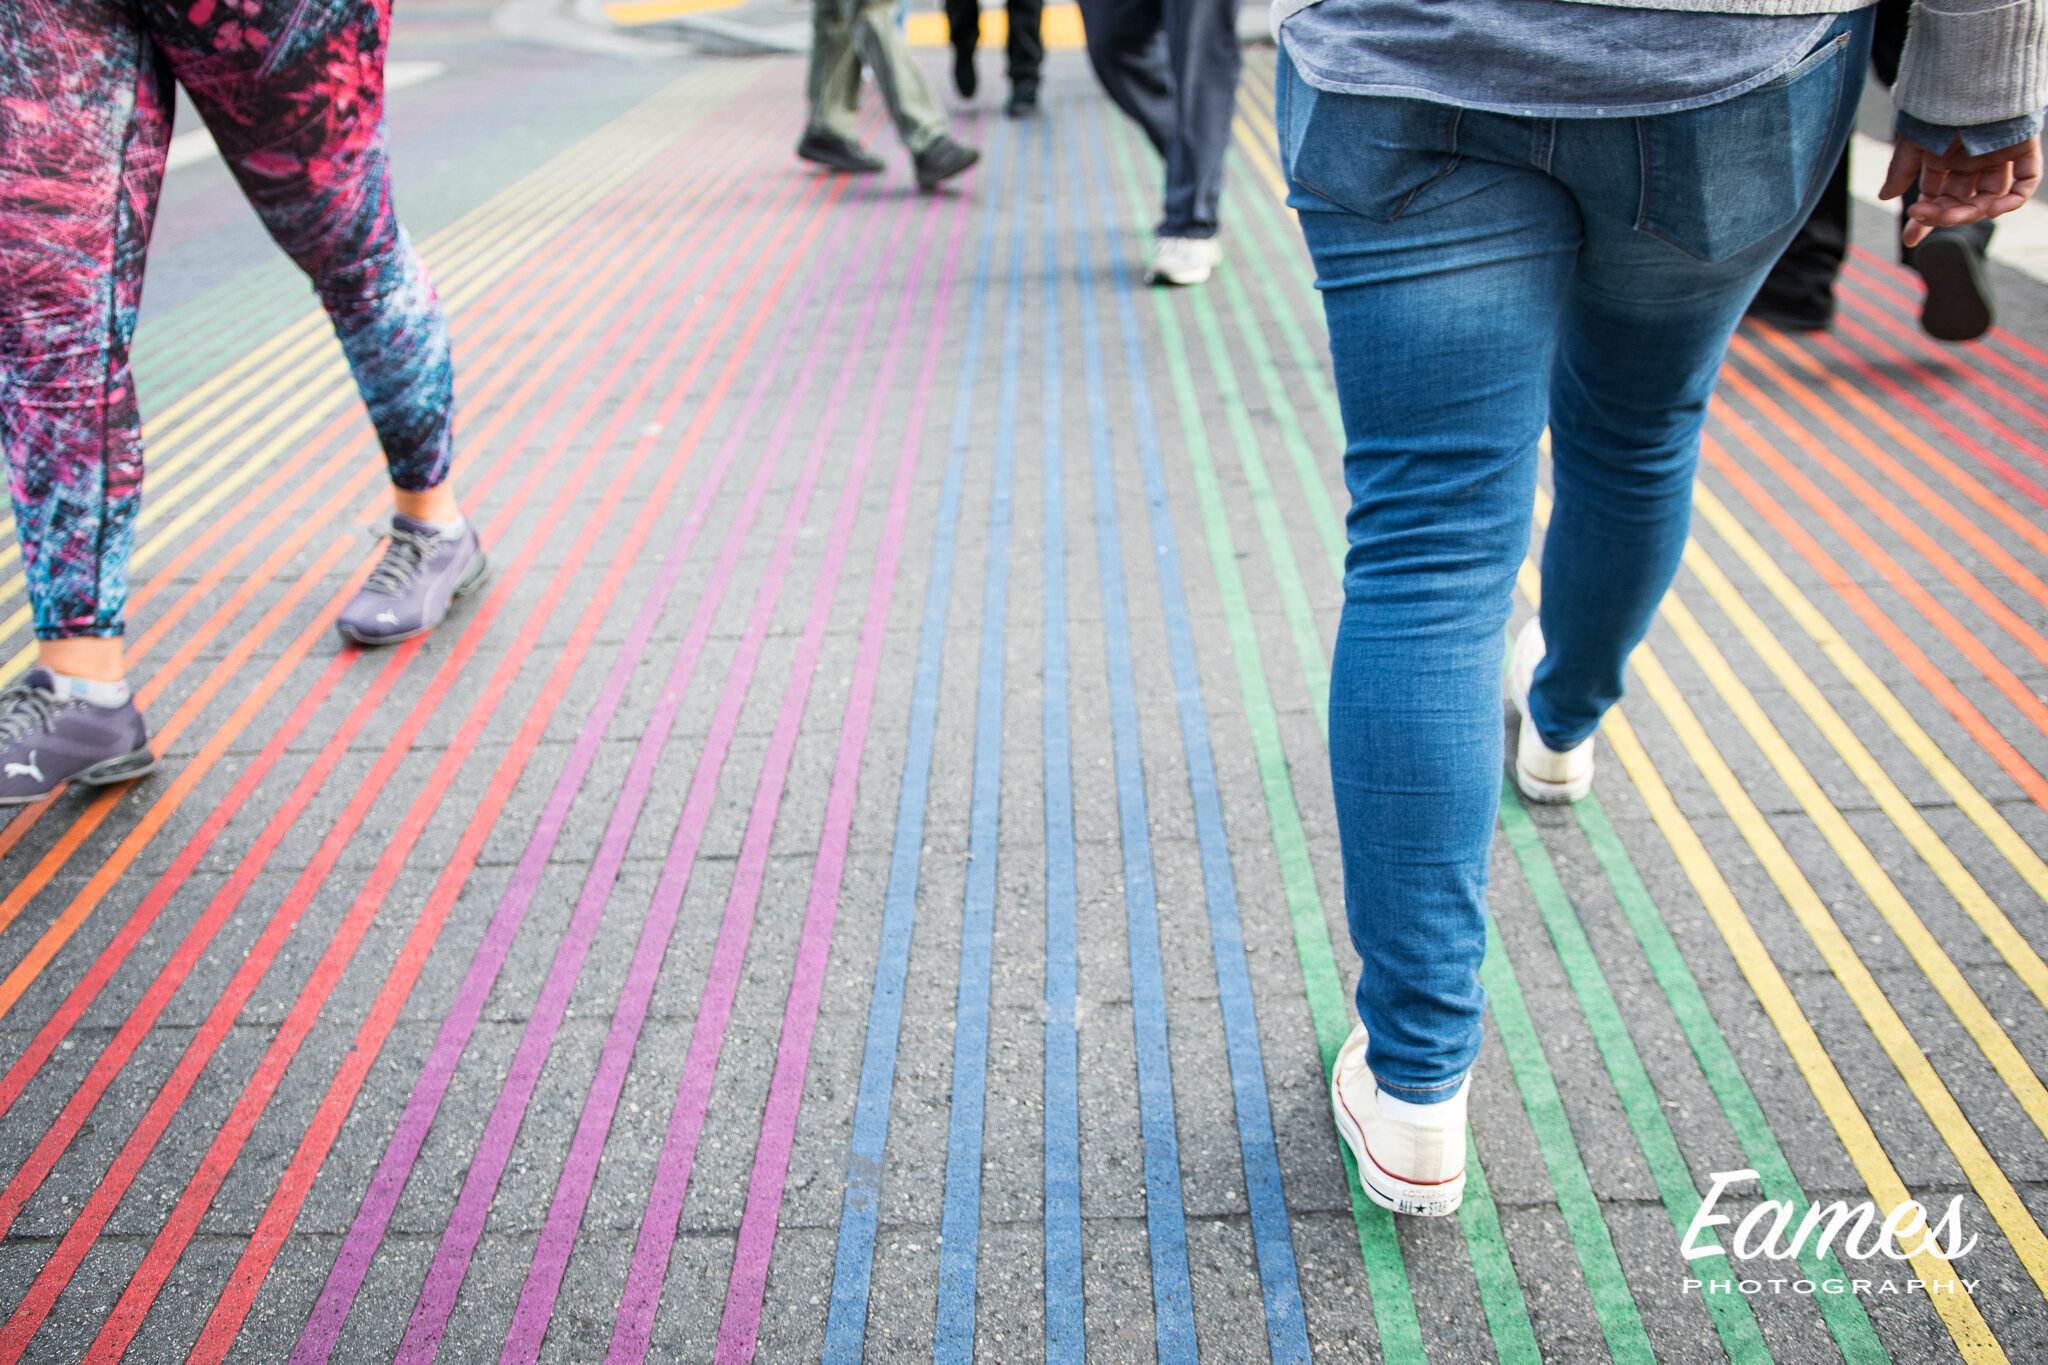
[1679,1169,1981,1298]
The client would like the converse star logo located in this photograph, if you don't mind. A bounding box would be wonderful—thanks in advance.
[5,752,43,783]
[376,611,399,625]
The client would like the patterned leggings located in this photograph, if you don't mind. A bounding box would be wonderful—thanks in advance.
[0,0,452,641]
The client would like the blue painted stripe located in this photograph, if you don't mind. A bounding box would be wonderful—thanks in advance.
[1065,115,1200,1365]
[1081,108,1314,1363]
[820,117,1011,1365]
[932,114,1029,1365]
[1038,107,1084,1365]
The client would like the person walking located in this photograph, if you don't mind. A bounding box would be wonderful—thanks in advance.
[0,0,486,807]
[1748,0,2006,339]
[948,0,1045,117]
[1077,0,1242,284]
[1270,0,2040,1216]
[798,0,981,188]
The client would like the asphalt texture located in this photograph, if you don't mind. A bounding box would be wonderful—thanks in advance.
[1,7,2046,1361]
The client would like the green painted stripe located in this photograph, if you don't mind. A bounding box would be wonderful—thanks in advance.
[1480,893,1658,1365]
[1105,116,1430,1363]
[1499,788,1772,1363]
[1574,793,1892,1364]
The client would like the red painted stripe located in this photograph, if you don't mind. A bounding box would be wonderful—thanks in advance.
[95,147,845,1365]
[0,118,811,1365]
[1834,277,2048,439]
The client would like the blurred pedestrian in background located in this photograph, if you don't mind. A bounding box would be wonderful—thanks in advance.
[1078,0,1242,284]
[1749,0,2005,339]
[800,0,982,188]
[1271,0,2041,1218]
[0,0,485,807]
[949,0,1045,117]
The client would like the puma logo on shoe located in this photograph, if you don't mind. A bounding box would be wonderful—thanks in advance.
[377,611,399,625]
[5,752,43,783]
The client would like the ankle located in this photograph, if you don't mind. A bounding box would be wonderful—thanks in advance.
[46,670,132,709]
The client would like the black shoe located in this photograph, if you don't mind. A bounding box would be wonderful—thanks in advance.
[1909,226,1995,343]
[1005,83,1038,118]
[914,135,980,190]
[953,47,977,100]
[796,126,885,175]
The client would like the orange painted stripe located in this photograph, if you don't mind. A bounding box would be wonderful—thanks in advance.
[0,122,748,920]
[1706,405,2048,768]
[1713,371,2048,669]
[1840,254,2048,401]
[1745,323,2048,535]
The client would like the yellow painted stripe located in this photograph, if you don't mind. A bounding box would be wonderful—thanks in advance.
[606,0,745,23]
[1688,485,2048,1016]
[904,4,1087,47]
[1518,562,2008,1359]
[1692,482,2048,973]
[0,71,751,683]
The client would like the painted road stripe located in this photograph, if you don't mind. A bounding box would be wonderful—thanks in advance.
[502,174,943,1365]
[0,112,782,884]
[1498,788,1771,1362]
[0,118,803,1170]
[285,181,878,1365]
[932,113,1024,1365]
[1071,109,1197,1365]
[1585,686,2008,1361]
[1036,107,1086,1365]
[704,151,979,1365]
[818,116,1009,1365]
[1690,480,2048,969]
[1706,398,2048,758]
[4,149,833,1358]
[197,163,855,1365]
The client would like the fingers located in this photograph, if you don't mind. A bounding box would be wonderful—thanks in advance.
[1878,139,1922,201]
[1899,134,2043,229]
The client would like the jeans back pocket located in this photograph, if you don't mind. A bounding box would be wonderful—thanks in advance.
[1634,21,1858,263]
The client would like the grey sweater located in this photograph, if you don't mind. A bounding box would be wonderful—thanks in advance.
[1268,0,2047,129]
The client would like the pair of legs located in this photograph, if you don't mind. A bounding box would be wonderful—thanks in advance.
[1748,0,1996,340]
[0,0,458,683]
[1075,0,1240,238]
[944,0,1044,102]
[1278,12,1870,1103]
[808,0,948,155]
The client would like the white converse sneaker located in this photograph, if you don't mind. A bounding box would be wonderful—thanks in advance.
[1508,618,1594,803]
[1330,1023,1468,1217]
[1144,235,1222,286]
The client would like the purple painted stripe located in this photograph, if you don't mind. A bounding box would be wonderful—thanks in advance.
[497,183,939,1365]
[286,181,876,1365]
[389,184,911,1365]
[604,176,971,1365]
[707,166,976,1365]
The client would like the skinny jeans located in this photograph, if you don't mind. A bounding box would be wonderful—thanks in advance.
[0,0,452,641]
[1276,10,1870,1101]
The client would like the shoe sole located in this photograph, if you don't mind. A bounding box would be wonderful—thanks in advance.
[336,548,490,648]
[0,745,160,806]
[1329,1072,1466,1217]
[797,150,883,175]
[1914,237,1993,343]
[1144,264,1215,287]
[1514,758,1592,805]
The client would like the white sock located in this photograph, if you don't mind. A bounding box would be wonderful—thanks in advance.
[406,513,465,538]
[46,670,131,709]
[1377,1077,1469,1127]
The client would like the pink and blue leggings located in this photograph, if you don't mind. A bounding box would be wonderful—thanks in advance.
[0,0,452,641]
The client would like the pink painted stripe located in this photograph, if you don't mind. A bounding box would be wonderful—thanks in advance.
[387,187,911,1365]
[286,170,865,1365]
[706,174,976,1365]
[501,182,955,1365]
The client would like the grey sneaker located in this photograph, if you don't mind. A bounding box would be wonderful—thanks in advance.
[0,670,156,805]
[336,515,487,646]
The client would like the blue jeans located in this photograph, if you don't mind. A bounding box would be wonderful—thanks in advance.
[1276,11,1869,1101]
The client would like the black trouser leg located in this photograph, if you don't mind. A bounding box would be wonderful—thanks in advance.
[1749,147,1848,327]
[1006,0,1043,91]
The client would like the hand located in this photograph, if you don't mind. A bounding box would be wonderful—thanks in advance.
[1881,133,2042,246]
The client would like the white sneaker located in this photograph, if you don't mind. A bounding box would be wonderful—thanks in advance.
[1144,235,1221,286]
[1508,618,1594,804]
[1330,1023,1468,1217]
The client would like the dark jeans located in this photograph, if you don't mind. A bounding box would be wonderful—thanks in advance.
[1278,12,1869,1099]
[1751,0,1992,324]
[945,0,1043,90]
[1076,0,1240,237]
